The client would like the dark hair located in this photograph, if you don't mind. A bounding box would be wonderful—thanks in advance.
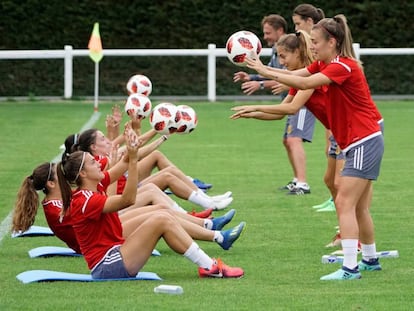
[57,151,86,212]
[261,14,288,33]
[63,133,79,156]
[62,129,98,162]
[293,4,325,23]
[12,162,55,232]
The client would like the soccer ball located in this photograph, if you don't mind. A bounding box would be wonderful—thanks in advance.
[124,93,152,119]
[176,105,197,134]
[149,103,182,135]
[226,30,262,67]
[126,74,152,96]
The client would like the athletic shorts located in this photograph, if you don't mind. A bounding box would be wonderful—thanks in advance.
[341,134,384,180]
[91,245,132,279]
[328,135,345,160]
[283,107,316,142]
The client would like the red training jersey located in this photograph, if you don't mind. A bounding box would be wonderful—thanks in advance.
[67,171,124,270]
[288,86,329,129]
[95,155,126,194]
[42,199,81,254]
[307,56,381,150]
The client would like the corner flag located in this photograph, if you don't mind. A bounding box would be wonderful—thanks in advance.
[88,23,103,63]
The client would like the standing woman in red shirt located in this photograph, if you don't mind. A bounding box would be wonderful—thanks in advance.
[246,14,384,280]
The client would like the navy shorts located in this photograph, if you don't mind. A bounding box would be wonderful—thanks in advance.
[341,134,384,180]
[91,245,132,279]
[283,107,316,142]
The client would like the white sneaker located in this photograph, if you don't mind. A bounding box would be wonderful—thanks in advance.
[212,197,233,211]
[211,191,232,201]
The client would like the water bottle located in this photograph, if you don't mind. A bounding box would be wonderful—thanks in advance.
[154,285,184,295]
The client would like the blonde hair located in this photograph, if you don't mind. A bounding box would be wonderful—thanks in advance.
[276,30,314,66]
[314,14,362,66]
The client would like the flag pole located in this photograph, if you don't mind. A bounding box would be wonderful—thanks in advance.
[88,22,103,112]
[94,62,99,112]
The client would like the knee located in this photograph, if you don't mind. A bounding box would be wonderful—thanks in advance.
[151,210,175,225]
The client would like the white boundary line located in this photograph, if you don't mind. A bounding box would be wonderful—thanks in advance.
[0,112,101,245]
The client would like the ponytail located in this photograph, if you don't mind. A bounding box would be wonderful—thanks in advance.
[315,14,362,66]
[12,162,54,233]
[57,151,86,214]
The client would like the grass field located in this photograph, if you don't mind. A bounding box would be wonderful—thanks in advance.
[0,100,413,310]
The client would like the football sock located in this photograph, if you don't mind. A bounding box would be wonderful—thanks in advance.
[213,231,224,243]
[171,202,187,213]
[341,239,359,269]
[183,242,214,269]
[361,243,377,261]
[188,191,213,209]
[203,219,213,230]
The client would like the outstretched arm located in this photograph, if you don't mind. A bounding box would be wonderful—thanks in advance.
[246,57,331,90]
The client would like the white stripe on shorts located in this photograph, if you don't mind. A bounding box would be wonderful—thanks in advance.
[103,252,123,265]
[353,145,364,170]
[297,109,306,131]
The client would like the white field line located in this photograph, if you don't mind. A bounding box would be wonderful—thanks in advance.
[0,112,101,245]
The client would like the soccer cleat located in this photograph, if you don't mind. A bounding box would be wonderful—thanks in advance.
[188,208,213,219]
[286,186,311,195]
[316,200,336,212]
[211,209,235,230]
[192,178,213,190]
[211,191,233,201]
[320,266,361,281]
[358,258,382,271]
[279,181,296,191]
[219,221,246,250]
[312,197,334,209]
[212,197,233,211]
[198,258,244,278]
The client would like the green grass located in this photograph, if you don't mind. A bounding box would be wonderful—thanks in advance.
[0,100,413,310]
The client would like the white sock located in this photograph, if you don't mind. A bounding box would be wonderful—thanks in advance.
[292,177,298,184]
[296,182,309,189]
[213,231,223,243]
[183,242,214,269]
[171,202,187,213]
[188,191,213,209]
[203,219,213,230]
[341,239,359,270]
[361,243,377,261]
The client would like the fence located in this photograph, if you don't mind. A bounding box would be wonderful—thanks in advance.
[1,44,414,101]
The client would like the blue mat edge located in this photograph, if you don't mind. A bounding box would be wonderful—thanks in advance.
[16,270,162,283]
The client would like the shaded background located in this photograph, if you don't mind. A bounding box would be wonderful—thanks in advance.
[0,0,413,97]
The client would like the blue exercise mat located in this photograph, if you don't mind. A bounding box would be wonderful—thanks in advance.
[16,270,162,284]
[11,226,54,238]
[28,246,161,258]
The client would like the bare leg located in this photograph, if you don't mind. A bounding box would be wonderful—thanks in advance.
[335,176,370,239]
[140,171,193,199]
[120,211,196,275]
[283,137,307,183]
[356,182,375,244]
[137,150,175,181]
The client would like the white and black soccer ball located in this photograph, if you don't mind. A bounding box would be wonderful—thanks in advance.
[176,105,198,134]
[149,103,182,135]
[126,74,152,96]
[124,93,152,119]
[226,30,262,67]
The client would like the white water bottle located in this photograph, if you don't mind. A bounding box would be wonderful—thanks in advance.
[154,285,184,295]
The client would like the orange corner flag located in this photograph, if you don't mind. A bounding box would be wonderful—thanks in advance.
[88,23,103,63]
